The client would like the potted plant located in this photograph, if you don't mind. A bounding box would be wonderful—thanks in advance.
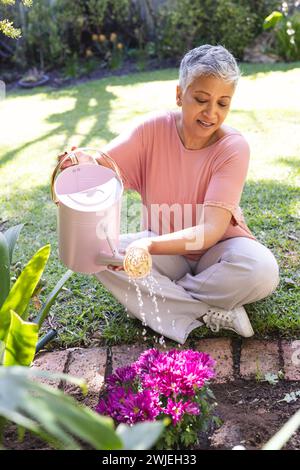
[18,67,49,88]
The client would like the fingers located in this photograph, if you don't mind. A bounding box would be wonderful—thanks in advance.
[57,151,72,170]
[57,147,93,170]
[107,265,124,271]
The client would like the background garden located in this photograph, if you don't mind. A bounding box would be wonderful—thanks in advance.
[1,0,300,83]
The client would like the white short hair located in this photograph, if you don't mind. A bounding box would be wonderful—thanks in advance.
[179,44,241,91]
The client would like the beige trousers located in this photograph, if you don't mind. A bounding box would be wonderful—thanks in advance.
[95,231,280,344]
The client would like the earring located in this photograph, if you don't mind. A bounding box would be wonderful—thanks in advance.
[177,99,182,106]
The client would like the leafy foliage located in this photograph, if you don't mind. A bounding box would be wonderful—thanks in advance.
[155,0,279,60]
[0,366,165,449]
[263,4,300,60]
[9,0,145,70]
[0,0,32,38]
[1,0,291,72]
[0,224,72,366]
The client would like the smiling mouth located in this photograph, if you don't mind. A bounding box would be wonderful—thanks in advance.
[197,119,215,128]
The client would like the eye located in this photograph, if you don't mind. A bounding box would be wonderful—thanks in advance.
[195,98,207,104]
[219,103,228,108]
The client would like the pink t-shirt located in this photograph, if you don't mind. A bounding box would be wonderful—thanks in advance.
[103,110,256,261]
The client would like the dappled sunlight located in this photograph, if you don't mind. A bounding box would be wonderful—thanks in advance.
[0,93,75,146]
[232,68,300,111]
[105,80,177,134]
[1,67,299,195]
[1,66,299,215]
[227,110,300,181]
[72,116,99,142]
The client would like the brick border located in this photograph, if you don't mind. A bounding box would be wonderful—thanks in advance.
[32,338,300,387]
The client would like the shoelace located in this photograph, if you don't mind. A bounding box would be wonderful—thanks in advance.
[203,309,236,332]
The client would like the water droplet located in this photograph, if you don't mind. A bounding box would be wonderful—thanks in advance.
[115,262,171,344]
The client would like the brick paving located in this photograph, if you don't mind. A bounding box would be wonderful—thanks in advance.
[240,340,280,379]
[195,338,234,383]
[281,340,300,381]
[32,339,300,393]
[31,349,70,387]
[65,347,107,392]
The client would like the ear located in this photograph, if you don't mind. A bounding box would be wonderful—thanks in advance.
[176,85,182,106]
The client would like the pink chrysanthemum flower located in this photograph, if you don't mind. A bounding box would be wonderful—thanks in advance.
[136,349,215,397]
[118,389,161,424]
[96,348,215,429]
[164,398,200,425]
[106,365,137,389]
[97,387,160,424]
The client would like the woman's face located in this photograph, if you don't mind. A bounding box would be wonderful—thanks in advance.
[176,75,235,142]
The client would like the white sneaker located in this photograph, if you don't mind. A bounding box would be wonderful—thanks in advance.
[202,306,254,338]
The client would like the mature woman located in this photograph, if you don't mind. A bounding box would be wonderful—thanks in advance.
[59,45,279,344]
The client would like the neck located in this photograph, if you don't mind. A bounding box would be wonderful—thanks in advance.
[176,114,217,150]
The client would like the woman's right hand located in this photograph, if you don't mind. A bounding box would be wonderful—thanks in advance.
[57,146,96,170]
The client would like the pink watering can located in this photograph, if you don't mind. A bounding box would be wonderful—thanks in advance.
[51,148,125,274]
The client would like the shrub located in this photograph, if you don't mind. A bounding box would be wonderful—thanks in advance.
[12,0,86,69]
[0,0,32,39]
[2,0,296,72]
[9,0,146,70]
[0,224,73,366]
[204,0,257,59]
[264,7,300,61]
[155,0,281,61]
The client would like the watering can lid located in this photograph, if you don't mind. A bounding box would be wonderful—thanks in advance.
[57,177,122,212]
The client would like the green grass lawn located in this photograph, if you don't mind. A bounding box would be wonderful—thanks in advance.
[0,62,299,349]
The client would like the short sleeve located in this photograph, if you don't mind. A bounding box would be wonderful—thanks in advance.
[204,135,250,226]
[101,124,143,193]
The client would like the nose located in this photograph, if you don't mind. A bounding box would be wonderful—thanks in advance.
[202,102,216,120]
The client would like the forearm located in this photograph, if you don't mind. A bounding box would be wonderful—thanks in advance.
[148,224,218,255]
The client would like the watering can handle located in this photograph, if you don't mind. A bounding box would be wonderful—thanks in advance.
[50,148,124,205]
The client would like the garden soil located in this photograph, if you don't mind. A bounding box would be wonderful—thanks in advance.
[3,379,300,450]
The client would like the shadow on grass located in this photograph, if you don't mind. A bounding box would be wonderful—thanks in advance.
[2,62,299,169]
[0,83,116,167]
[1,68,179,169]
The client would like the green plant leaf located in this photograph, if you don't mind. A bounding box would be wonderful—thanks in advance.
[3,224,24,264]
[0,245,51,341]
[0,366,123,450]
[263,11,283,30]
[27,393,121,450]
[0,232,10,309]
[34,269,73,328]
[2,310,39,366]
[116,420,166,450]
